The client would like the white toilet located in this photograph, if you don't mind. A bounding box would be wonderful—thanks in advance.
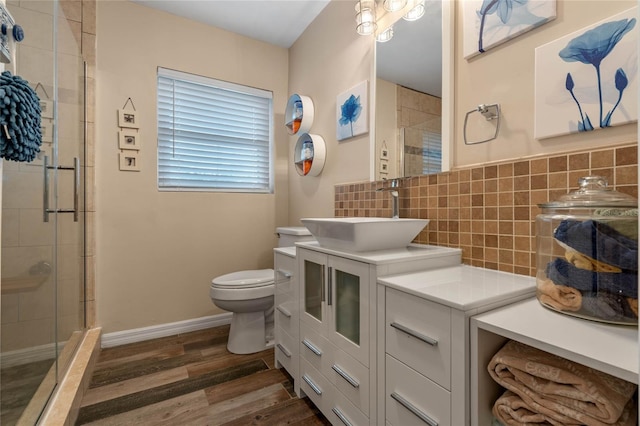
[210,227,314,354]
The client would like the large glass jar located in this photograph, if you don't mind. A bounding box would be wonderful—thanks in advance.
[536,176,638,325]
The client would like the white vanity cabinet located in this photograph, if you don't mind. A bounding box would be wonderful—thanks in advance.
[297,241,463,425]
[377,265,537,426]
[298,248,371,363]
[274,247,300,393]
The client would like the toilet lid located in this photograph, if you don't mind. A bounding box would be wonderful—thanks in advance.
[211,269,274,289]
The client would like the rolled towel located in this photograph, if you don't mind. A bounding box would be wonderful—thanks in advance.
[593,209,638,240]
[565,249,621,273]
[537,278,582,312]
[492,389,638,426]
[554,219,637,271]
[488,340,637,425]
[493,390,576,425]
[546,258,637,299]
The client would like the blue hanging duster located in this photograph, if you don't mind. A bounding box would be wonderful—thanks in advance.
[0,70,42,162]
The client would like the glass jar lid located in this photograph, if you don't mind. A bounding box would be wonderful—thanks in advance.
[539,176,637,208]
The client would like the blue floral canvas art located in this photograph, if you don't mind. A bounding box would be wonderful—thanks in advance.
[336,80,368,141]
[534,7,638,139]
[463,0,556,59]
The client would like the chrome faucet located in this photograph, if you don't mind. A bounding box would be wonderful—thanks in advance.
[376,179,400,219]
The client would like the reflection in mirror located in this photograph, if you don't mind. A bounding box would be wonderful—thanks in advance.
[374,0,444,180]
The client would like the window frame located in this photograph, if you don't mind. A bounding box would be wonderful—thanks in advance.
[157,67,274,194]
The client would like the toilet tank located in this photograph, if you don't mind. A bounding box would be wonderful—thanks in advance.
[276,226,314,247]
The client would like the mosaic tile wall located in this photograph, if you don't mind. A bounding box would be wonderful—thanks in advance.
[335,143,638,277]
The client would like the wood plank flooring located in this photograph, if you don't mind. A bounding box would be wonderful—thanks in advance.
[1,358,55,425]
[77,325,330,425]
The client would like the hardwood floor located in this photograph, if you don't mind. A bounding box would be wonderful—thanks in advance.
[77,325,329,425]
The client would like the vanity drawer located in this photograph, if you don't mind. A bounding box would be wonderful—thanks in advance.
[275,255,295,293]
[300,357,331,416]
[330,346,370,416]
[300,322,333,375]
[386,355,450,426]
[275,328,297,378]
[275,296,298,337]
[329,387,369,426]
[386,287,451,390]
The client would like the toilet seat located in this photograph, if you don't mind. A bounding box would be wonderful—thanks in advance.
[211,269,274,289]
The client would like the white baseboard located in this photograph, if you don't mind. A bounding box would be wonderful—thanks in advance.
[1,342,61,368]
[100,313,232,348]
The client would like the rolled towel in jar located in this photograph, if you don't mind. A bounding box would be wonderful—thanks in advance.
[546,258,637,299]
[537,278,582,312]
[554,219,637,271]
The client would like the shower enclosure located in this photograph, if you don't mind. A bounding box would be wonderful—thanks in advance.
[1,1,87,424]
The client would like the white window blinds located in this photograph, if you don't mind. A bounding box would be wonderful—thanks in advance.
[157,67,273,192]
[422,130,442,175]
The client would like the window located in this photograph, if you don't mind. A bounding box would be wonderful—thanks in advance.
[157,67,273,192]
[422,130,442,175]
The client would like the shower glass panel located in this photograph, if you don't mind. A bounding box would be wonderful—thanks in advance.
[1,1,86,424]
[401,126,442,177]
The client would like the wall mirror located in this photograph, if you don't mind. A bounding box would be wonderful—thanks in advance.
[373,0,452,181]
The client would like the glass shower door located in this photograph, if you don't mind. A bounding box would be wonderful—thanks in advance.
[0,1,86,424]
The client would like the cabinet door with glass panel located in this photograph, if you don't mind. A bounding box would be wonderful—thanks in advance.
[298,248,370,364]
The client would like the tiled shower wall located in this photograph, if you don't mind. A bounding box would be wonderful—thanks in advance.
[335,143,638,277]
[1,1,96,351]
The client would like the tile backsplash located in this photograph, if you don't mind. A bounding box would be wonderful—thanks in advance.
[335,143,638,277]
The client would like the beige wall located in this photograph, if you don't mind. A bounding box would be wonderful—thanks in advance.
[454,0,638,168]
[287,0,374,223]
[96,1,289,333]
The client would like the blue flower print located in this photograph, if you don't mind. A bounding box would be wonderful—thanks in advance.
[565,72,594,132]
[477,0,528,53]
[339,94,362,138]
[602,68,628,127]
[559,17,636,128]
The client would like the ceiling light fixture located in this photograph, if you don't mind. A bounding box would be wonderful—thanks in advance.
[402,0,425,21]
[355,0,377,35]
[376,25,394,42]
[383,0,407,12]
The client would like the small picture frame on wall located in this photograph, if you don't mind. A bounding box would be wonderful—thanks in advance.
[118,109,139,129]
[119,151,140,171]
[119,130,141,150]
[40,100,53,119]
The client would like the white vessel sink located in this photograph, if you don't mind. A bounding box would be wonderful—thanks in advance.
[301,217,430,252]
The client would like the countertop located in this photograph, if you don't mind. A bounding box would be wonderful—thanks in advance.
[294,241,462,265]
[378,264,536,311]
[274,246,296,257]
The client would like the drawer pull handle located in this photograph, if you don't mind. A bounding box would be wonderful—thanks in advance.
[332,364,360,388]
[276,343,291,358]
[276,268,292,278]
[302,339,322,356]
[276,305,292,318]
[302,374,322,395]
[332,407,353,426]
[390,322,438,346]
[391,392,439,426]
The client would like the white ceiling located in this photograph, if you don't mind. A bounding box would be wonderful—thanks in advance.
[130,0,442,97]
[131,0,331,48]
